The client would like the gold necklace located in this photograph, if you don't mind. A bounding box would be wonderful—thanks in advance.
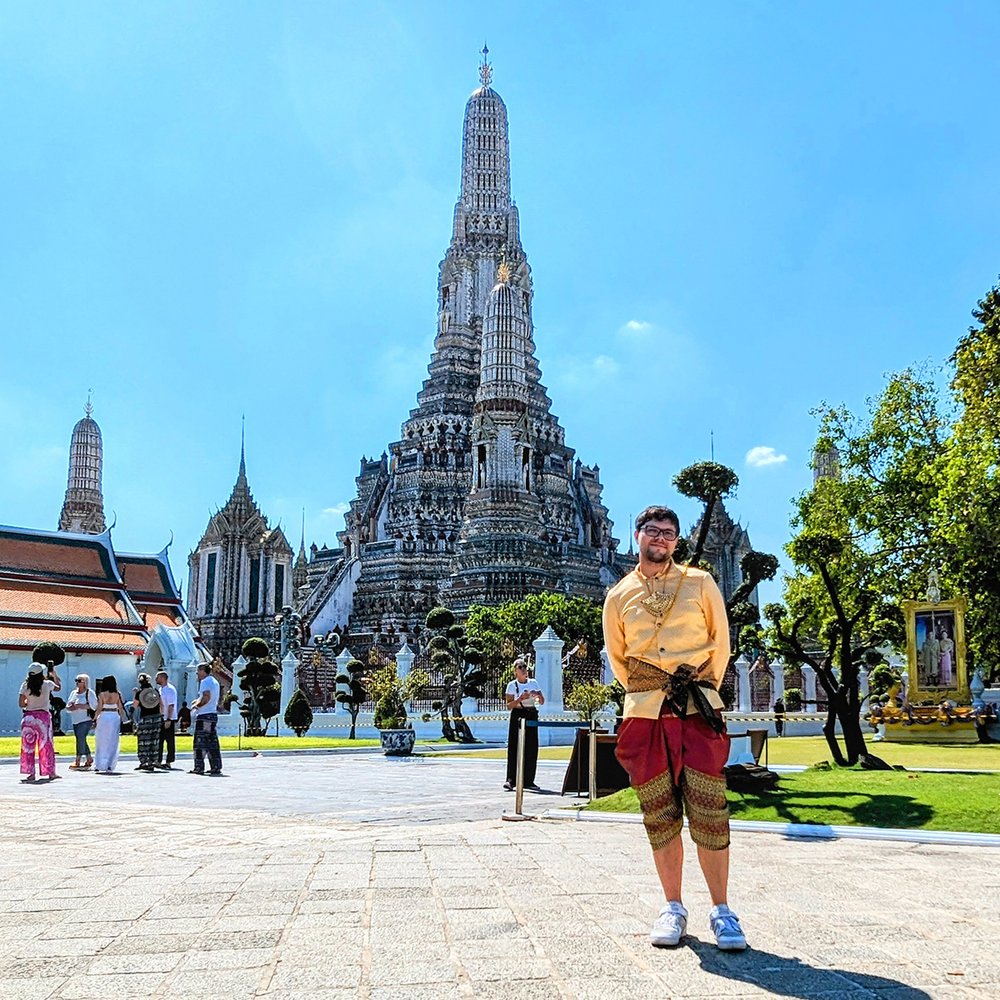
[640,565,688,618]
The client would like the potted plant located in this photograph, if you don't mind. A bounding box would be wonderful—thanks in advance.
[369,662,429,756]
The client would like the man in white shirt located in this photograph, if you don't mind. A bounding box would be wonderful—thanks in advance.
[155,670,179,770]
[189,663,223,776]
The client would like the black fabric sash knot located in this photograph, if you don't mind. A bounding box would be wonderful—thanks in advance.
[659,665,726,734]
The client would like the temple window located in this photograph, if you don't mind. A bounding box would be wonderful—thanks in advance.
[204,552,217,615]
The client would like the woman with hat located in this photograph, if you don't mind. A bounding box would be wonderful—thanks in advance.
[65,673,98,770]
[18,661,62,783]
[132,673,162,772]
[93,676,127,774]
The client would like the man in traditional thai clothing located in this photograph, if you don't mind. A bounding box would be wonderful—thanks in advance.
[921,623,941,686]
[603,505,746,950]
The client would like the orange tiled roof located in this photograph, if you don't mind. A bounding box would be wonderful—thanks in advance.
[0,625,145,652]
[119,558,173,598]
[0,579,136,624]
[136,605,181,630]
[0,532,117,583]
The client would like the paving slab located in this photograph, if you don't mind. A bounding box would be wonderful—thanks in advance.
[0,753,997,998]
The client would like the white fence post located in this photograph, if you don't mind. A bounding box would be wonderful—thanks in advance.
[736,657,752,713]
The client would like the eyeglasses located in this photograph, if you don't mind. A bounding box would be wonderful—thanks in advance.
[640,525,679,540]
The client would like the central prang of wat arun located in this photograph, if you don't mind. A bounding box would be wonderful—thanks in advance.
[302,51,632,639]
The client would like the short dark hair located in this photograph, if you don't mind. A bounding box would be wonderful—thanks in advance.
[635,505,680,533]
[198,663,212,676]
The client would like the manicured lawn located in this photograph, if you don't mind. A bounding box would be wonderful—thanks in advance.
[764,735,1000,771]
[446,736,1000,771]
[583,768,1000,834]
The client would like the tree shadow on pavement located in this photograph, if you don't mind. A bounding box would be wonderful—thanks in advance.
[689,941,931,999]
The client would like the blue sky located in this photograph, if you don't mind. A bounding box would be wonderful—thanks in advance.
[2,1,998,607]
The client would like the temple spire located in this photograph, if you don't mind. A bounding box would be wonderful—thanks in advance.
[58,398,107,534]
[479,42,492,87]
[239,415,246,480]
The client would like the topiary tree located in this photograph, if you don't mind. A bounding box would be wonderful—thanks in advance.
[335,658,367,739]
[238,637,282,736]
[422,606,484,743]
[283,688,314,737]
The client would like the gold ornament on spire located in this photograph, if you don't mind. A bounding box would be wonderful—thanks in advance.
[497,260,511,283]
[479,42,492,87]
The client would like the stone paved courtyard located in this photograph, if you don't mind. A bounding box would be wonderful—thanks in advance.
[1,752,998,999]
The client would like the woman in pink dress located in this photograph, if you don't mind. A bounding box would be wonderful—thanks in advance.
[938,627,954,685]
[19,662,62,783]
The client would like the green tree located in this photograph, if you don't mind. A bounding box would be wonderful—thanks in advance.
[763,370,946,765]
[565,680,616,722]
[937,281,1000,669]
[237,637,282,736]
[335,658,368,740]
[283,688,314,737]
[465,592,604,659]
[422,607,485,743]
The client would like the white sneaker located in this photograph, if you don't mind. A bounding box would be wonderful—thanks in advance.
[650,900,687,947]
[709,904,747,950]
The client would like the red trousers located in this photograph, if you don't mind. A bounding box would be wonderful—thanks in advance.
[615,708,731,851]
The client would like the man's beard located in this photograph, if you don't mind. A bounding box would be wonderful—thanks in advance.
[641,544,670,563]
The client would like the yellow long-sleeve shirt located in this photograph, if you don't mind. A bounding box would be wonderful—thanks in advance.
[602,562,731,719]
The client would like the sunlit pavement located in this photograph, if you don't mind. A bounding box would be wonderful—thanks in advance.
[1,753,996,999]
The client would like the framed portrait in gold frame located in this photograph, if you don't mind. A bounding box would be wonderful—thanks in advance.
[902,597,968,702]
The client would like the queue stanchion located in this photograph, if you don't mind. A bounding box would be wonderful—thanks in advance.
[515,715,526,816]
[588,718,598,801]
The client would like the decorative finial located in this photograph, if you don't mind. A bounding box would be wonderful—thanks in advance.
[496,243,510,284]
[926,566,941,604]
[239,415,247,479]
[84,389,93,418]
[479,42,492,87]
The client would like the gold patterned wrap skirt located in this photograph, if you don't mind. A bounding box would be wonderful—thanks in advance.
[614,661,731,851]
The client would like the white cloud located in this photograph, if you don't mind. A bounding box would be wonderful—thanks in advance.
[322,503,350,517]
[745,446,788,468]
[591,354,620,377]
[550,353,621,391]
[619,319,652,337]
